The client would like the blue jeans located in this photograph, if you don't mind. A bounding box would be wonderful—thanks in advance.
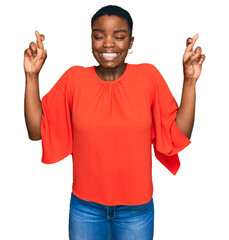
[69,192,154,240]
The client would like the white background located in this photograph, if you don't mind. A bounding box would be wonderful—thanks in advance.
[1,0,228,239]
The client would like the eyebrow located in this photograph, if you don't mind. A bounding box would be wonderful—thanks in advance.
[92,29,128,33]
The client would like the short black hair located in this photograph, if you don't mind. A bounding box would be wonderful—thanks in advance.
[91,5,133,38]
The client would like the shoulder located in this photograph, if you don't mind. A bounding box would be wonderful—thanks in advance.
[128,63,162,80]
[128,62,156,69]
[128,63,167,95]
[61,65,92,87]
[65,65,88,76]
[128,63,160,75]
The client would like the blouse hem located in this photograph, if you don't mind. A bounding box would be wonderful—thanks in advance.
[41,151,72,164]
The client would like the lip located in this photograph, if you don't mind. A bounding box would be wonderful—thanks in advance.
[99,52,120,55]
[98,52,121,61]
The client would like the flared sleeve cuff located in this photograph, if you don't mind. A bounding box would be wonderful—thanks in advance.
[40,68,73,164]
[150,63,191,175]
[152,120,191,175]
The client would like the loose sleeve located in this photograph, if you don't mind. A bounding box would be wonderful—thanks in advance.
[150,65,191,175]
[40,68,73,164]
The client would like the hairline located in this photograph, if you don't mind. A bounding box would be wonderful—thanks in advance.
[91,14,132,38]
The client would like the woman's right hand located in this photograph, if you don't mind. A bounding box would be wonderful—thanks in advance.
[24,30,47,75]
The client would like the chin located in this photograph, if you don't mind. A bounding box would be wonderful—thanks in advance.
[99,61,125,69]
[101,64,117,69]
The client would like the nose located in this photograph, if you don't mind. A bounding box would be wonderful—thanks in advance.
[103,36,115,48]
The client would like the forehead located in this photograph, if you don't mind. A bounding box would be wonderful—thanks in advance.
[92,15,129,31]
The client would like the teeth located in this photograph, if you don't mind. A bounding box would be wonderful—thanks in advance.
[101,53,118,56]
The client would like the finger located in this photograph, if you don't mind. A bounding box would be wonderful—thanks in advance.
[24,48,33,57]
[194,46,202,61]
[29,42,37,56]
[198,54,205,64]
[186,33,199,52]
[194,46,202,55]
[35,30,44,49]
[40,34,45,41]
[186,37,193,47]
[185,52,199,67]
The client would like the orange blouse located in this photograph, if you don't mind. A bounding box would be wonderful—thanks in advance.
[40,63,191,206]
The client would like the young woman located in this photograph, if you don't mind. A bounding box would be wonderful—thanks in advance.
[24,5,205,240]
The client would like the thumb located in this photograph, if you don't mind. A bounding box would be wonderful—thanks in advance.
[43,49,47,58]
[42,49,47,62]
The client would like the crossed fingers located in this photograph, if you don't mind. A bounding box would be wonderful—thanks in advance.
[25,30,46,58]
[35,30,45,49]
[184,33,205,65]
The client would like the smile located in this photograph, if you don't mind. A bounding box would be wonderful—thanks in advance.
[99,52,120,60]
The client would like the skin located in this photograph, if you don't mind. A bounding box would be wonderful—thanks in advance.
[24,31,46,140]
[176,33,205,138]
[91,15,134,81]
[24,15,205,140]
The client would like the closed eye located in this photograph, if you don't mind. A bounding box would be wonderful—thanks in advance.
[94,36,125,40]
[94,36,103,40]
[115,37,125,40]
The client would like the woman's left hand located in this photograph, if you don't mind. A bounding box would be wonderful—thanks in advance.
[183,33,205,83]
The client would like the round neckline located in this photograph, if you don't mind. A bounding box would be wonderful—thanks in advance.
[92,63,129,84]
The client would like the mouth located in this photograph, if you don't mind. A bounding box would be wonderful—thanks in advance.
[99,52,120,60]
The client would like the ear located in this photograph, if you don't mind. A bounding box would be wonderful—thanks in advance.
[129,36,134,48]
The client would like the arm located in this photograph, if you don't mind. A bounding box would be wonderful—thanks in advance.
[175,79,196,139]
[24,73,42,140]
[175,34,205,139]
[24,30,47,140]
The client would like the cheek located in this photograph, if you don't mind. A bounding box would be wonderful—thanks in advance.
[91,40,100,50]
[120,40,131,50]
[92,38,105,47]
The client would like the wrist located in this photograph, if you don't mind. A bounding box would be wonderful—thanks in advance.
[25,72,39,81]
[183,78,197,88]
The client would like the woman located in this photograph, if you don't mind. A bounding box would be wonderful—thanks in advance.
[24,5,205,240]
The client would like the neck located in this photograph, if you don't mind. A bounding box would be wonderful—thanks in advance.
[95,63,126,81]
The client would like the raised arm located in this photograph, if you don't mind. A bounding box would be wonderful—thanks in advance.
[24,30,47,140]
[175,33,205,139]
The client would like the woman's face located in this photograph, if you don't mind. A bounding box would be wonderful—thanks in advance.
[91,15,134,69]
